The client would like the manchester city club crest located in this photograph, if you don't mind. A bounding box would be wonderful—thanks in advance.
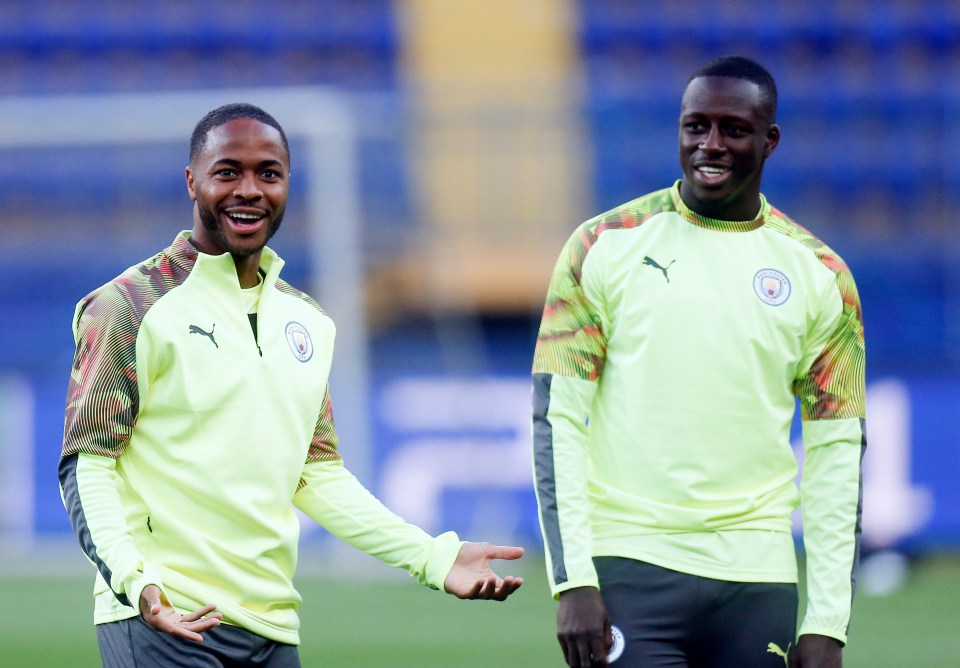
[284,321,313,362]
[608,624,626,663]
[753,268,791,306]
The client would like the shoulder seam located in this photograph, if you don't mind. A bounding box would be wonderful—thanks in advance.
[273,278,328,315]
[763,209,851,277]
[570,189,674,282]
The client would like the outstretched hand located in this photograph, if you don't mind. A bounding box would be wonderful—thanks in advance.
[139,584,222,642]
[443,542,524,601]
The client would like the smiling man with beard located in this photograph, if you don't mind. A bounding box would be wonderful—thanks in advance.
[532,56,866,667]
[187,110,288,281]
[59,103,524,668]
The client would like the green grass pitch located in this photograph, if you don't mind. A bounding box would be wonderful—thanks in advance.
[1,555,956,667]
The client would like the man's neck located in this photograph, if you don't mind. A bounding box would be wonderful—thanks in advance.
[680,187,762,222]
[234,253,263,289]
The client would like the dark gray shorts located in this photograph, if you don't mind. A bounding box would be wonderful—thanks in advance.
[96,616,301,668]
[596,557,798,668]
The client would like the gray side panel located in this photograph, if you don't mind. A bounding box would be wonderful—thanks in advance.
[58,453,131,608]
[847,417,867,633]
[532,372,567,586]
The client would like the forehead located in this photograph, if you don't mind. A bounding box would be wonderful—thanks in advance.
[199,118,288,165]
[680,76,767,122]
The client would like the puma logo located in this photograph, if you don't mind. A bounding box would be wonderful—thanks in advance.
[189,323,218,348]
[643,256,676,283]
[766,642,790,667]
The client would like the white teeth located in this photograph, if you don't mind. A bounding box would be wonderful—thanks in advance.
[229,213,262,221]
[698,166,727,175]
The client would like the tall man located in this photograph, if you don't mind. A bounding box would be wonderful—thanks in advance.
[532,56,865,667]
[60,103,523,668]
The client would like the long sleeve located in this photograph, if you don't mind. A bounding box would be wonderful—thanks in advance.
[531,222,608,596]
[59,284,161,610]
[794,262,867,644]
[798,420,865,643]
[533,373,600,596]
[295,385,461,589]
[59,453,163,610]
[293,460,463,590]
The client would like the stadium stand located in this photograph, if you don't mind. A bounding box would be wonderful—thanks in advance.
[1,0,959,388]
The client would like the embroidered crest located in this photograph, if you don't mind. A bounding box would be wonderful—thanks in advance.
[285,321,313,362]
[753,268,791,306]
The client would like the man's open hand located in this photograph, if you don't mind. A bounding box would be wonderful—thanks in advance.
[443,542,524,600]
[139,584,222,642]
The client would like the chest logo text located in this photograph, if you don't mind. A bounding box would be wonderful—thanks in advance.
[753,269,791,306]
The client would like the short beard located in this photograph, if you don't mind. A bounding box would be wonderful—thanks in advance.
[196,201,285,256]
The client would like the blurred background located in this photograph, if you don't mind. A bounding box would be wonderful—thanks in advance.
[1,0,958,665]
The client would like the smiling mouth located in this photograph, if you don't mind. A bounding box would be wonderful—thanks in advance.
[224,210,267,233]
[695,165,730,184]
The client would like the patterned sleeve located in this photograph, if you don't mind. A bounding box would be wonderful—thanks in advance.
[532,223,608,596]
[793,257,866,421]
[532,222,607,380]
[305,385,341,463]
[794,258,867,644]
[62,282,143,459]
[59,283,162,608]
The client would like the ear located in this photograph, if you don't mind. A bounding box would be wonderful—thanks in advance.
[185,165,197,201]
[763,123,780,158]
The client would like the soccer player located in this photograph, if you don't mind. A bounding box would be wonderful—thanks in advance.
[59,103,523,668]
[532,56,865,667]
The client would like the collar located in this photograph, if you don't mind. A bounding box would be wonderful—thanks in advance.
[166,231,284,287]
[670,180,767,232]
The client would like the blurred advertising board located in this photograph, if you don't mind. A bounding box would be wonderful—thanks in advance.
[8,374,960,553]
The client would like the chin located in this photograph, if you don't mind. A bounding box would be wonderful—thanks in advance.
[690,186,731,205]
[231,241,268,257]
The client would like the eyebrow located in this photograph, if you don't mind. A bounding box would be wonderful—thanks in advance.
[210,158,285,169]
[681,111,756,123]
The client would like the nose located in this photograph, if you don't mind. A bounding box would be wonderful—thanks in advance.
[698,126,724,151]
[234,172,263,200]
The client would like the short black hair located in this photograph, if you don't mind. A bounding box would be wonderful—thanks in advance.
[688,55,778,120]
[189,103,290,164]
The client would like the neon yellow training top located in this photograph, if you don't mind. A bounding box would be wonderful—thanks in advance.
[532,183,866,643]
[60,232,462,645]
